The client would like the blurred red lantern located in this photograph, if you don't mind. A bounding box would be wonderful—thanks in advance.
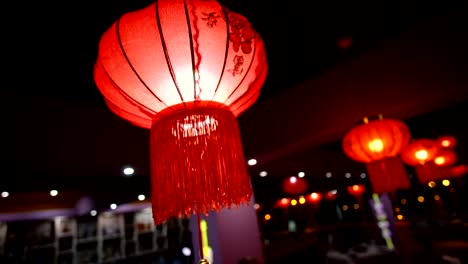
[400,139,439,166]
[276,198,291,208]
[94,0,267,224]
[342,117,411,194]
[401,139,459,184]
[307,192,322,204]
[421,150,459,182]
[434,149,457,167]
[436,135,456,149]
[401,139,441,184]
[282,176,308,195]
[347,184,365,196]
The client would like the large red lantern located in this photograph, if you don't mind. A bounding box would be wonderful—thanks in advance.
[342,117,411,194]
[94,0,267,224]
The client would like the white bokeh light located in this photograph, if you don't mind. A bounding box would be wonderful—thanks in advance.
[90,210,97,216]
[50,190,58,197]
[247,159,257,166]
[298,172,305,178]
[138,194,146,201]
[1,191,9,198]
[259,171,268,177]
[123,166,135,176]
[110,203,117,210]
[289,176,297,183]
[326,172,332,178]
[182,247,192,256]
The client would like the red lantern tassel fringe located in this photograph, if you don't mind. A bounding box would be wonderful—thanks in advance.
[150,102,252,224]
[366,157,410,194]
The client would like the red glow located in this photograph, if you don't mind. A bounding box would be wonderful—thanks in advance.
[347,185,365,196]
[276,198,291,208]
[282,176,308,195]
[325,190,338,201]
[450,165,468,177]
[307,192,322,204]
[436,135,456,149]
[337,37,353,49]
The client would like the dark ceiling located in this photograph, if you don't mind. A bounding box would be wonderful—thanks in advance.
[3,0,468,212]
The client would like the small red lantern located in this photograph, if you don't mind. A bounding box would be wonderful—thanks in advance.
[94,0,267,224]
[342,117,411,194]
[400,139,439,166]
[282,176,308,195]
[307,192,322,204]
[436,135,456,149]
[275,198,291,208]
[347,184,365,196]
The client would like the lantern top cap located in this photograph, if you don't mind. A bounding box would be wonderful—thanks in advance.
[362,114,384,124]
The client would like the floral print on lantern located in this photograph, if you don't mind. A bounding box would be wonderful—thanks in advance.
[202,12,221,27]
[228,55,244,76]
[228,12,254,54]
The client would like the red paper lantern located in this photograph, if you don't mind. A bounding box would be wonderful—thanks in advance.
[94,0,267,224]
[436,135,457,149]
[347,184,365,196]
[342,117,411,194]
[282,176,308,195]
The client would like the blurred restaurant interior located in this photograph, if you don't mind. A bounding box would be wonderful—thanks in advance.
[3,0,468,263]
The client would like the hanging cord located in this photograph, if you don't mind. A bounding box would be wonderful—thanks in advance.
[197,213,208,264]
